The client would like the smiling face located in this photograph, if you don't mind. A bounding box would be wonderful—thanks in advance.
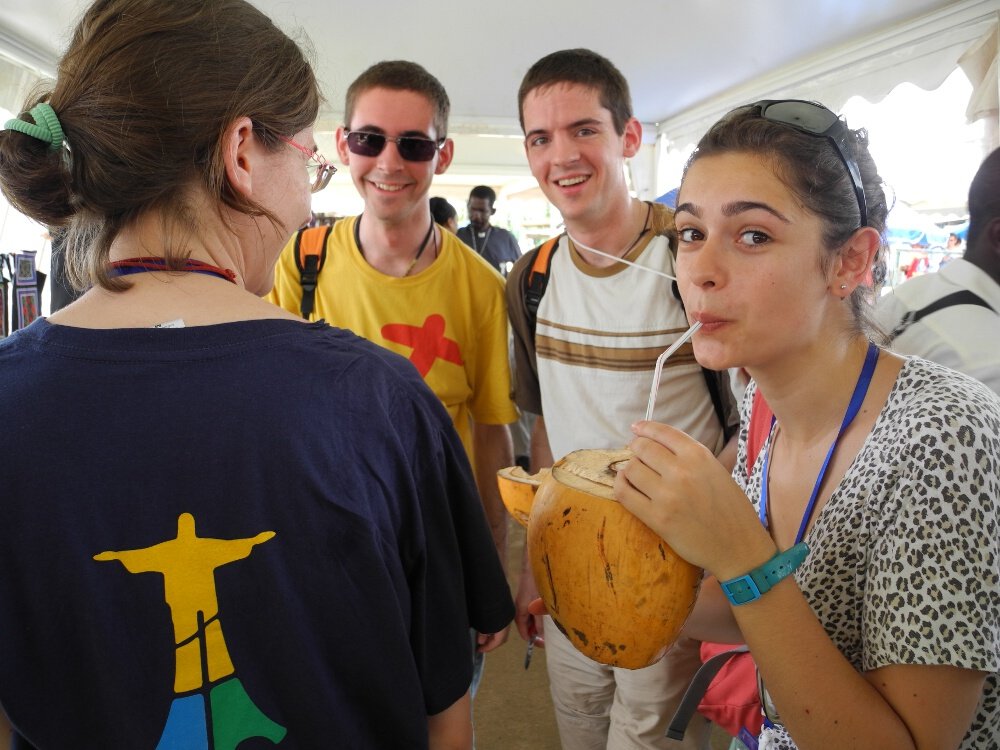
[521,83,640,234]
[336,87,453,228]
[674,151,850,373]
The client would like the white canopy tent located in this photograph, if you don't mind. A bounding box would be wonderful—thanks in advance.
[645,0,1000,199]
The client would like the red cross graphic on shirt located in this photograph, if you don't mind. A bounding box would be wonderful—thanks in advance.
[381,314,464,377]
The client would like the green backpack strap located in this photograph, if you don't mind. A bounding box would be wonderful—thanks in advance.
[292,225,333,320]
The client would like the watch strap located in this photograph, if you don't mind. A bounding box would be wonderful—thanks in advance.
[721,542,809,606]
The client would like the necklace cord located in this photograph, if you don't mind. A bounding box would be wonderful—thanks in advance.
[566,203,673,279]
[470,225,493,254]
[354,213,435,277]
[108,257,237,284]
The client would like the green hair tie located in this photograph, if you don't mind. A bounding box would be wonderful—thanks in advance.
[4,102,65,152]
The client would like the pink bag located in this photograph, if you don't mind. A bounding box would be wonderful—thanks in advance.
[696,642,763,736]
[696,389,772,737]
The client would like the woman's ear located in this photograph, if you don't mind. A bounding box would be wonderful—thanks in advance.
[222,116,258,198]
[834,226,881,295]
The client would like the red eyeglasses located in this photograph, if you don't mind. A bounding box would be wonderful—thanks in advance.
[278,135,337,193]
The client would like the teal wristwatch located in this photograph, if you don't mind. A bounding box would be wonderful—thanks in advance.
[720,542,809,606]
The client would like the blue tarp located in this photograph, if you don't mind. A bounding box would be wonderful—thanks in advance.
[655,188,678,208]
[885,203,950,248]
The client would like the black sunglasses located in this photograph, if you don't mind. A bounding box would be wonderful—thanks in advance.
[751,100,868,228]
[344,130,444,162]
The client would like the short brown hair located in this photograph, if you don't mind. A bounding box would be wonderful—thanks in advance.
[344,61,450,137]
[518,49,633,135]
[0,0,320,291]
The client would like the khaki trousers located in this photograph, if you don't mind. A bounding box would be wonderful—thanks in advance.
[544,616,710,750]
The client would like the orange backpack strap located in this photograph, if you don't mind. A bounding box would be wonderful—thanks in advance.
[292,225,333,320]
[523,235,561,330]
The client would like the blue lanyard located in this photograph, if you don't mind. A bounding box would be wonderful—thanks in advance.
[758,342,879,545]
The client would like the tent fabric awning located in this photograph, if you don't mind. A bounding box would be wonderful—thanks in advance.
[657,0,1000,153]
[959,20,999,120]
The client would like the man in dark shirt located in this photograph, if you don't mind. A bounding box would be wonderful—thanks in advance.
[457,185,521,275]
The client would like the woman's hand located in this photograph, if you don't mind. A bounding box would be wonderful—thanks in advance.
[475,626,510,654]
[615,420,774,579]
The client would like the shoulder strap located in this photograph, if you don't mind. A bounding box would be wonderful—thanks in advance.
[700,368,738,443]
[523,235,561,333]
[889,289,996,342]
[293,225,333,320]
[666,645,751,741]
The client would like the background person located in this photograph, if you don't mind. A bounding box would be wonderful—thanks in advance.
[0,3,512,747]
[617,99,999,750]
[876,147,1000,395]
[457,185,522,276]
[430,195,460,234]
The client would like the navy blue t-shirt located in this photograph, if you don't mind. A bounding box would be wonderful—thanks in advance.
[0,318,513,749]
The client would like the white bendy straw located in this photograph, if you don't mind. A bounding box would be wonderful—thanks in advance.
[644,321,703,422]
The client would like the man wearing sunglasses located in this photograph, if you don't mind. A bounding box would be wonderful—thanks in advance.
[268,59,518,692]
[507,49,737,750]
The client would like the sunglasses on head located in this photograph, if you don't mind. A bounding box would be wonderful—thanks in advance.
[751,99,868,228]
[344,130,444,162]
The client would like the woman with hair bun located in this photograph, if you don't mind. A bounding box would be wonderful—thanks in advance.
[616,101,999,748]
[0,1,511,748]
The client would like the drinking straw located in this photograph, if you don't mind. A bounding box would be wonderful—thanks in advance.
[644,321,703,421]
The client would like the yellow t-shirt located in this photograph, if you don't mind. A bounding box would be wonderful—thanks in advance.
[269,218,518,459]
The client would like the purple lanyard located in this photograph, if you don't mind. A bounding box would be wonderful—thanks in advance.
[759,342,879,545]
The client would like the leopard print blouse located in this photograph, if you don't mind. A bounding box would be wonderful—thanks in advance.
[736,356,1000,748]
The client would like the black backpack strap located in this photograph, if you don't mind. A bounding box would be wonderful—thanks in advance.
[889,289,996,342]
[523,235,561,333]
[702,367,738,442]
[666,645,751,740]
[293,225,333,320]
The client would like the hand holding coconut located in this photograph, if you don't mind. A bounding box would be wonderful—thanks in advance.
[616,420,777,582]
